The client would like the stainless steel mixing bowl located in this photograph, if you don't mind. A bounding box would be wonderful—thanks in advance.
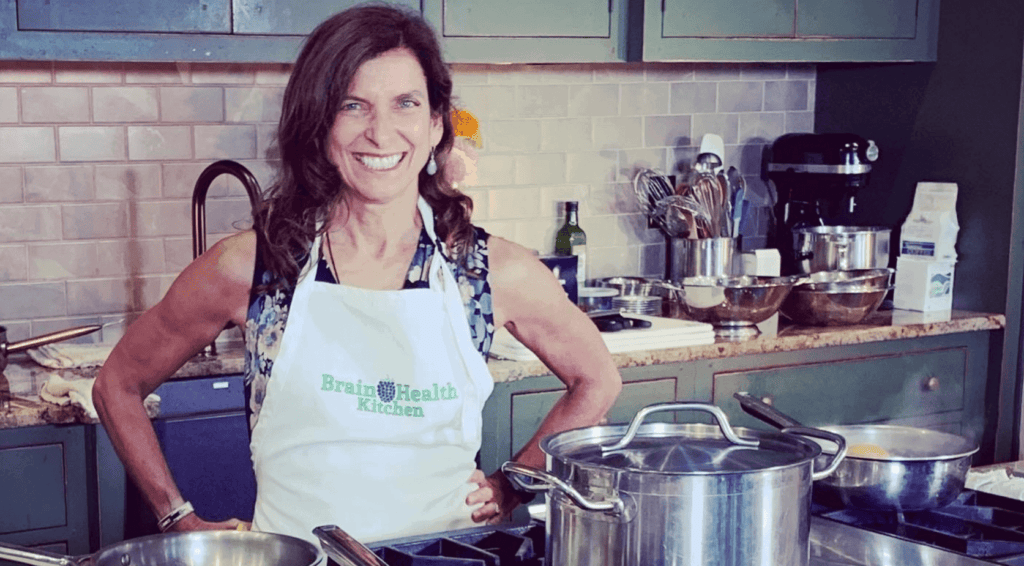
[796,268,894,293]
[673,275,800,339]
[780,285,892,326]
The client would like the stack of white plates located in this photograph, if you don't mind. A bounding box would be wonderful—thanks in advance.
[612,295,662,315]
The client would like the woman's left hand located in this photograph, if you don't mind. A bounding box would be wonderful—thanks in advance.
[466,469,527,524]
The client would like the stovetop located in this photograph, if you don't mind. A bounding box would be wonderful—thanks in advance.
[354,489,1023,566]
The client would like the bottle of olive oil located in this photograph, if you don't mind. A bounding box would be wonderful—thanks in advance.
[555,201,587,289]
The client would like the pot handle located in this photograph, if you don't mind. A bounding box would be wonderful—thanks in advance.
[836,241,850,271]
[501,462,624,516]
[0,541,78,566]
[781,426,848,481]
[601,402,759,454]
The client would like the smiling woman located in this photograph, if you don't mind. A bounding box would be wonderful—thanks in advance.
[92,3,622,548]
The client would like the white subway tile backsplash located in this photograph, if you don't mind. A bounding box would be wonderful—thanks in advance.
[93,87,159,122]
[0,205,61,242]
[488,187,542,220]
[0,167,23,203]
[59,126,127,162]
[765,80,810,111]
[0,62,52,84]
[514,153,566,185]
[719,81,764,112]
[692,113,741,144]
[568,84,619,117]
[133,201,190,237]
[0,281,66,319]
[62,202,129,240]
[0,127,56,162]
[0,60,815,331]
[620,82,670,116]
[55,62,123,84]
[516,85,569,118]
[22,87,90,123]
[566,151,617,184]
[25,165,95,202]
[539,118,592,152]
[226,87,284,123]
[128,126,193,160]
[670,82,717,114]
[66,275,168,316]
[194,124,257,160]
[644,115,691,149]
[0,245,27,282]
[161,86,225,123]
[594,117,643,150]
[483,120,542,153]
[125,63,189,84]
[96,164,163,200]
[0,88,18,123]
[475,154,516,187]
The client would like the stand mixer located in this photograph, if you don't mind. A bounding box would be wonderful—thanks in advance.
[766,133,880,274]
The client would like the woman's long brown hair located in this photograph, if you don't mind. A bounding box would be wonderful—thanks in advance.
[253,3,474,289]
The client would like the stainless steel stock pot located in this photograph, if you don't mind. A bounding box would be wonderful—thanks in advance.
[792,226,891,273]
[502,402,847,566]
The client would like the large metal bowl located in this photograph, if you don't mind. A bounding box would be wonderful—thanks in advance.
[780,285,891,326]
[797,268,894,293]
[673,275,800,339]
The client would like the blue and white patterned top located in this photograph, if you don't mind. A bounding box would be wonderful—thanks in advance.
[243,226,495,430]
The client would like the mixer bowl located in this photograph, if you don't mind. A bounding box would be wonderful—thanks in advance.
[673,275,800,340]
[781,285,891,326]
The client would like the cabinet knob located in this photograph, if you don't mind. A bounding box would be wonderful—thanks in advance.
[923,377,940,392]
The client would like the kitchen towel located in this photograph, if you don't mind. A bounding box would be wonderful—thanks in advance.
[38,375,160,419]
[28,343,114,369]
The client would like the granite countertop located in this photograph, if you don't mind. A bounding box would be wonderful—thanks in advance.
[0,309,1005,430]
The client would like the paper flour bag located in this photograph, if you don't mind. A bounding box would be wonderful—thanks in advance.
[899,182,959,259]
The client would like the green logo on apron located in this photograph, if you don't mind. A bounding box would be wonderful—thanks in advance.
[319,374,458,418]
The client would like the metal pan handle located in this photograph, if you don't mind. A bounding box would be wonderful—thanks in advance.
[780,426,848,480]
[313,525,389,566]
[0,541,79,566]
[601,402,759,454]
[501,462,623,516]
[734,391,803,428]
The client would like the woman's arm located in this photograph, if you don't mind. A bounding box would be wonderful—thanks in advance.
[93,231,257,531]
[469,236,622,521]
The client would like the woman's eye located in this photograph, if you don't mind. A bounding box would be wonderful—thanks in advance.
[340,101,363,112]
[399,98,420,109]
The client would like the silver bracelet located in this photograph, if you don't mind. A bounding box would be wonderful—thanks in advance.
[157,501,195,532]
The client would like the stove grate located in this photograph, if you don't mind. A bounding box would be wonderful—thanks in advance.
[361,523,545,566]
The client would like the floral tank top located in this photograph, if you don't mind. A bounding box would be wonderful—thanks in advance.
[243,226,495,430]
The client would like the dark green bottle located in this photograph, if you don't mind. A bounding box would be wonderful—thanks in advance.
[555,201,587,289]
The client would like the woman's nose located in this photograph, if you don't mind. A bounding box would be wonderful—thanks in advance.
[364,109,397,146]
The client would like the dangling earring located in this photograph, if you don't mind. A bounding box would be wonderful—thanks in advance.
[425,147,438,176]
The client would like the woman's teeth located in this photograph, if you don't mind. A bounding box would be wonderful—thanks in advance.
[357,153,403,170]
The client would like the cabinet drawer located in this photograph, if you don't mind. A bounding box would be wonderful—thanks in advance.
[510,377,677,455]
[713,348,966,430]
[155,375,246,418]
[0,444,67,533]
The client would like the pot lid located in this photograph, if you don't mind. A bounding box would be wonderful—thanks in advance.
[543,403,826,475]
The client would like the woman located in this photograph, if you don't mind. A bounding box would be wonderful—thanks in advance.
[93,4,621,544]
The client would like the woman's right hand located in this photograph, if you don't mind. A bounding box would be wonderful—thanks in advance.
[170,513,251,532]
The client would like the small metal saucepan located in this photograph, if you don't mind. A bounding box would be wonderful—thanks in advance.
[0,530,324,566]
[734,391,979,511]
[0,324,102,373]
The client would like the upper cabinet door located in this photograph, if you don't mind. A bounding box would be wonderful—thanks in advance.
[643,0,939,62]
[423,0,628,63]
[16,0,232,33]
[797,0,918,38]
[662,0,795,38]
[233,0,418,35]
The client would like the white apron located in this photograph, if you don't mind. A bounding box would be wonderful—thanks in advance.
[250,198,495,544]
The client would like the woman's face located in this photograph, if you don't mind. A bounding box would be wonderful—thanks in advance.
[327,47,443,206]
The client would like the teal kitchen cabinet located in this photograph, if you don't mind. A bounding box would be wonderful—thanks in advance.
[0,425,91,562]
[0,0,418,62]
[643,0,940,62]
[422,0,629,63]
[706,331,994,462]
[478,362,697,474]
